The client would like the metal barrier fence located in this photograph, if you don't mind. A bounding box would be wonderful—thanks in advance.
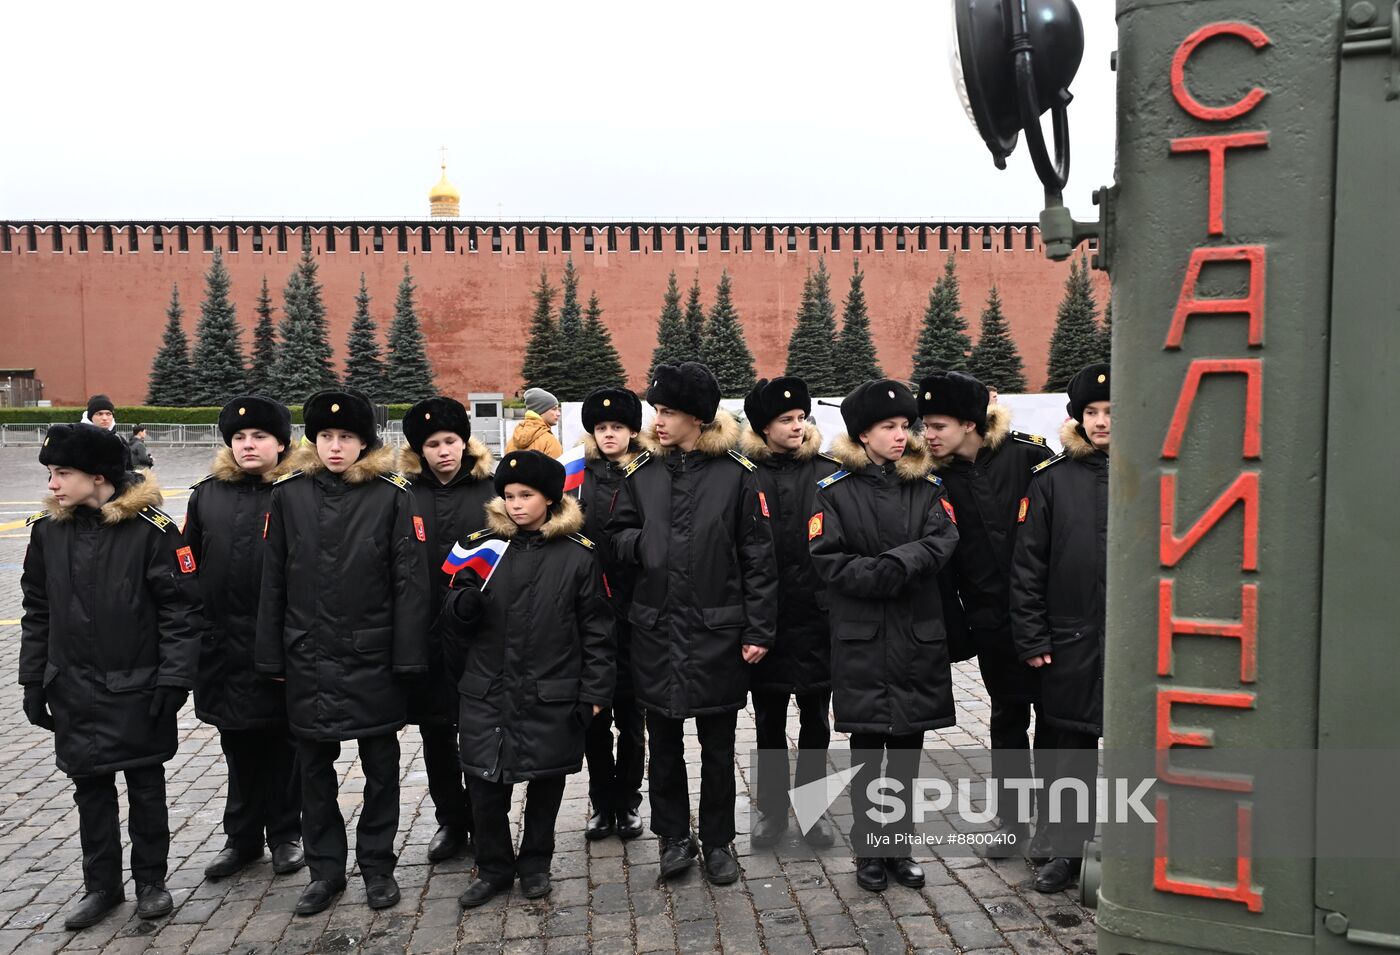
[1,419,511,453]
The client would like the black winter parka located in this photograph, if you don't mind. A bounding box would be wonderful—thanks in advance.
[446,496,616,784]
[255,445,431,742]
[186,448,297,730]
[20,475,202,776]
[397,440,496,725]
[1009,422,1109,736]
[607,411,778,718]
[575,435,642,698]
[809,434,961,735]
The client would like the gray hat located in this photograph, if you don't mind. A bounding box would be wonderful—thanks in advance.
[524,387,559,415]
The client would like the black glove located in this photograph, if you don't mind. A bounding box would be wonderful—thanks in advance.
[23,685,55,730]
[450,586,483,624]
[871,555,908,595]
[148,686,189,721]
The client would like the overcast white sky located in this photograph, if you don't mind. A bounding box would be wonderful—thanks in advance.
[3,0,1116,222]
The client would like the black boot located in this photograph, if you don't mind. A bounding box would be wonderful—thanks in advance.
[458,876,510,908]
[520,871,552,899]
[1034,857,1083,894]
[295,878,346,916]
[802,814,836,848]
[365,874,400,910]
[585,809,615,841]
[854,857,888,893]
[658,836,698,880]
[981,819,1029,860]
[63,889,124,931]
[205,845,263,880]
[615,808,643,840]
[271,842,306,875]
[135,883,173,920]
[427,825,471,862]
[750,809,789,848]
[701,845,740,885]
[884,857,925,888]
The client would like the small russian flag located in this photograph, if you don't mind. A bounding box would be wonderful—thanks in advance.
[442,538,509,587]
[558,443,588,494]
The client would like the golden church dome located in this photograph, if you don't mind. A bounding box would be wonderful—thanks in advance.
[429,162,460,218]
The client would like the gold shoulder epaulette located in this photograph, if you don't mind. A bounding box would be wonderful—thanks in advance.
[189,474,213,490]
[567,532,596,550]
[461,527,493,546]
[273,470,304,486]
[25,510,49,526]
[926,474,944,487]
[139,506,176,533]
[817,470,850,490]
[727,449,757,472]
[1011,431,1048,447]
[380,472,411,491]
[818,451,843,466]
[1032,453,1066,474]
[622,450,652,478]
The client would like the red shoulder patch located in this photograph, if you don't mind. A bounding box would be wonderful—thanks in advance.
[176,546,197,574]
[758,491,770,519]
[941,499,957,525]
[413,515,426,542]
[263,512,270,539]
[1017,497,1029,524]
[808,512,824,540]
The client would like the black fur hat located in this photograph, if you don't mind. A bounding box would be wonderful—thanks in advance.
[581,387,643,433]
[743,377,811,434]
[1066,363,1111,422]
[218,396,292,448]
[917,372,989,431]
[494,449,565,506]
[646,362,721,424]
[840,379,919,441]
[39,423,128,487]
[303,388,379,448]
[402,397,471,455]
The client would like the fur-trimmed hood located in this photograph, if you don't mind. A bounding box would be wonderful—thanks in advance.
[738,421,823,462]
[45,472,164,524]
[482,493,585,540]
[1060,418,1103,459]
[825,432,934,482]
[641,408,740,458]
[288,442,399,485]
[208,446,299,484]
[580,434,641,467]
[395,438,494,484]
[929,404,1011,471]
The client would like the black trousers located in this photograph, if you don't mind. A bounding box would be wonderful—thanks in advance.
[420,724,472,831]
[988,699,1053,827]
[468,775,566,884]
[72,765,169,894]
[1040,727,1099,858]
[751,689,832,815]
[220,727,302,852]
[647,710,738,847]
[848,731,925,857]
[298,733,400,883]
[584,695,645,816]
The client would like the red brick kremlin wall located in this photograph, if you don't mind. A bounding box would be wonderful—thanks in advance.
[0,221,1109,405]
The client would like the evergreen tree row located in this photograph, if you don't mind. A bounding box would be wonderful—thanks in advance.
[520,258,627,401]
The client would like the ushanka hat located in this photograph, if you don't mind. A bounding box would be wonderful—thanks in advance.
[402,396,471,455]
[303,388,379,448]
[916,371,989,431]
[494,449,565,506]
[581,387,643,433]
[39,422,128,486]
[1066,362,1111,422]
[218,395,293,448]
[839,379,919,441]
[743,376,811,433]
[646,362,721,423]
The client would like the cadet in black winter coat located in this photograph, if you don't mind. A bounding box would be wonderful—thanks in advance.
[607,362,777,886]
[1009,363,1110,893]
[255,389,431,916]
[921,374,1053,854]
[574,386,647,844]
[21,424,200,929]
[397,397,496,864]
[444,451,615,908]
[739,377,840,850]
[809,380,959,895]
[185,396,305,882]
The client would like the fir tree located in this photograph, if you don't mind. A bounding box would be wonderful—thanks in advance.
[385,264,436,402]
[911,254,972,379]
[521,269,563,392]
[146,284,194,406]
[650,272,691,374]
[576,292,626,396]
[699,271,757,397]
[683,276,706,361]
[557,257,583,351]
[967,285,1027,393]
[343,273,387,401]
[784,259,839,394]
[833,260,883,394]
[189,249,247,405]
[1097,299,1113,365]
[1044,254,1102,391]
[273,238,337,403]
[246,276,278,397]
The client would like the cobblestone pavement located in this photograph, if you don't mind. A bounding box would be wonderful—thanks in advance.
[0,446,1096,954]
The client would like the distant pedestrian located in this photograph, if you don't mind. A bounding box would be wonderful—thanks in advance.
[506,388,564,457]
[129,425,155,469]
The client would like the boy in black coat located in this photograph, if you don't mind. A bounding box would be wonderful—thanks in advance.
[20,424,201,930]
[739,377,841,849]
[256,388,431,916]
[445,450,615,908]
[186,396,305,881]
[397,397,496,864]
[1010,363,1111,893]
[574,387,647,843]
